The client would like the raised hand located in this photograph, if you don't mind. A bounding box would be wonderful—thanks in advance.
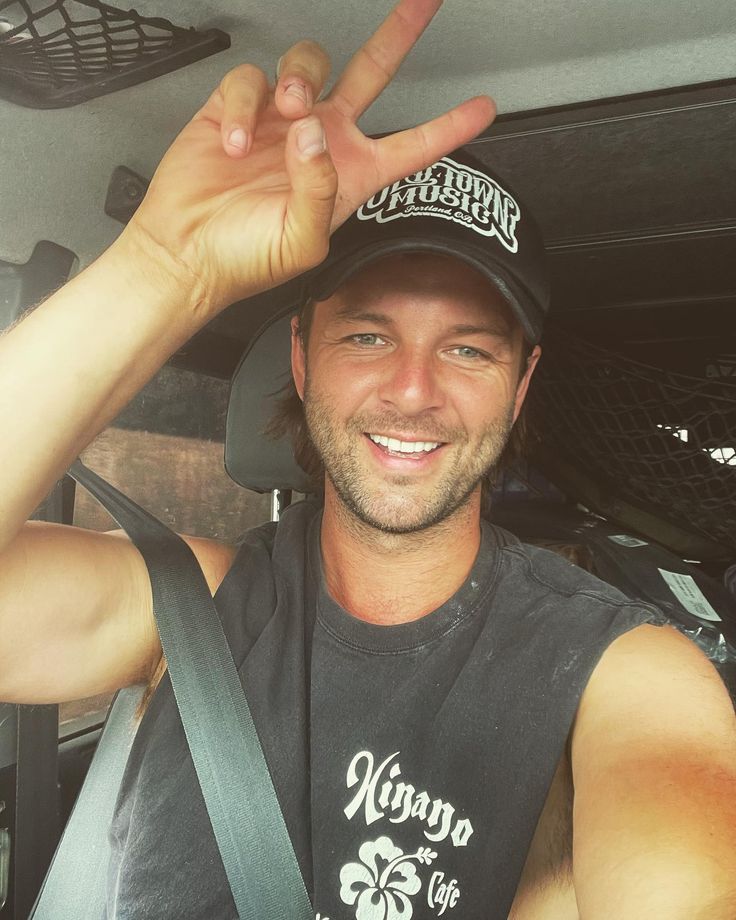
[128,0,496,316]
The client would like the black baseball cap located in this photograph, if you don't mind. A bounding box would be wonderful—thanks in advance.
[300,147,550,344]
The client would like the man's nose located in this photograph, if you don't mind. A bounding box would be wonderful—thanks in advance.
[376,348,444,415]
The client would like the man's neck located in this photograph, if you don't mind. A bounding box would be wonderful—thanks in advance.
[319,490,483,626]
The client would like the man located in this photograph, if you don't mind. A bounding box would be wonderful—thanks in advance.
[0,1,734,918]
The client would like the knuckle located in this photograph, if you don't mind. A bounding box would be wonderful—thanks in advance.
[310,178,338,212]
[316,157,338,190]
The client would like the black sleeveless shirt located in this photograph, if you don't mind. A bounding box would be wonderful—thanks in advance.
[107,501,666,919]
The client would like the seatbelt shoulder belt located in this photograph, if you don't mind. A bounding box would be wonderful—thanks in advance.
[32,461,312,920]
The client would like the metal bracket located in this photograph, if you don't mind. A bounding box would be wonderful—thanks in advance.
[270,489,293,522]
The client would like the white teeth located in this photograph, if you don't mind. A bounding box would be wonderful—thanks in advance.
[371,434,390,447]
[368,434,440,453]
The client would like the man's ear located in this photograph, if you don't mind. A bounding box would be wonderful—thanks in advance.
[290,315,306,401]
[513,345,541,423]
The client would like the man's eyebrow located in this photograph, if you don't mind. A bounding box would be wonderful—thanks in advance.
[332,307,394,325]
[331,310,513,341]
[448,323,513,342]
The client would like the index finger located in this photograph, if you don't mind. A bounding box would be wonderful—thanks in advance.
[328,0,442,121]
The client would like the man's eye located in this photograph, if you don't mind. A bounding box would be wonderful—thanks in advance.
[350,333,386,346]
[452,346,486,359]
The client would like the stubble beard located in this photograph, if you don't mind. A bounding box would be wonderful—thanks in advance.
[303,377,514,535]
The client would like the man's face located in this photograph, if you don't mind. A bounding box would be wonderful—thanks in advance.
[291,253,540,534]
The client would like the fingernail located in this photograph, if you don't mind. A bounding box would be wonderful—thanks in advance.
[285,81,309,107]
[297,118,326,158]
[227,127,248,152]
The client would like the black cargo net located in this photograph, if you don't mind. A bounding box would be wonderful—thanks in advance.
[531,329,736,557]
[0,0,228,108]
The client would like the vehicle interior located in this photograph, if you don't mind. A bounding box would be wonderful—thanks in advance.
[0,0,734,915]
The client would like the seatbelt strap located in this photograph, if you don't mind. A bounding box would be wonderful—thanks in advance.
[32,461,312,920]
[31,686,143,919]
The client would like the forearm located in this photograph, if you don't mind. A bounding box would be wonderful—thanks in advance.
[0,225,209,551]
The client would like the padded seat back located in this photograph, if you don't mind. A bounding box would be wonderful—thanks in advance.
[225,311,312,494]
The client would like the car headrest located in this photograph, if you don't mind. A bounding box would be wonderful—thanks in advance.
[225,311,314,494]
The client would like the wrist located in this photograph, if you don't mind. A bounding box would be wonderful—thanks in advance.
[111,220,217,332]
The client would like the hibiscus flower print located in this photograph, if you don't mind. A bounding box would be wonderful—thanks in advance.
[339,836,437,920]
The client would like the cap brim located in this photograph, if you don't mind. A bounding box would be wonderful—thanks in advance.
[305,238,544,344]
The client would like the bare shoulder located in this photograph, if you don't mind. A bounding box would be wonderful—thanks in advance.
[509,624,736,920]
[573,622,736,753]
[568,625,736,915]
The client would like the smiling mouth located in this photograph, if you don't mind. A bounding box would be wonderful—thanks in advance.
[366,433,443,458]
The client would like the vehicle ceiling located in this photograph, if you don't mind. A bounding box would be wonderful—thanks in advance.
[1,0,735,270]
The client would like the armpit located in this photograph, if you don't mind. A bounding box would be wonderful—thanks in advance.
[507,747,577,919]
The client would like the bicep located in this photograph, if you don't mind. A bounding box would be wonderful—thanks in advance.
[0,520,161,704]
[0,522,239,705]
[0,519,236,706]
[570,624,736,917]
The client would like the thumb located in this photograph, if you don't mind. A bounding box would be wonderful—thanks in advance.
[283,115,338,270]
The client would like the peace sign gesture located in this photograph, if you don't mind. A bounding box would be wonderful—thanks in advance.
[129,0,496,317]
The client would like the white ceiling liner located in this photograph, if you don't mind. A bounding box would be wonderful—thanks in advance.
[1,0,734,267]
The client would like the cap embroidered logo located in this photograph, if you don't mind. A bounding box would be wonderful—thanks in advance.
[357,156,522,253]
